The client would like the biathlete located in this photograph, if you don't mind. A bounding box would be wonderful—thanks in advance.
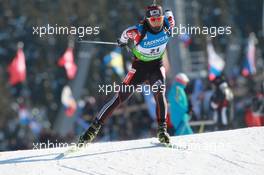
[78,3,175,144]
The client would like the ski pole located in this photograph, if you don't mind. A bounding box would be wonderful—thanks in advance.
[78,40,118,45]
[78,39,132,53]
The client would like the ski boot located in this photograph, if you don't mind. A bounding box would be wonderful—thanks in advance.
[157,123,170,144]
[78,120,102,147]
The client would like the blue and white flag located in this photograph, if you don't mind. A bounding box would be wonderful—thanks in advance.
[242,33,257,77]
[207,42,225,81]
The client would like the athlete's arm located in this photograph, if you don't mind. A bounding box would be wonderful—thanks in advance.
[118,26,142,46]
[164,10,175,36]
[164,10,175,28]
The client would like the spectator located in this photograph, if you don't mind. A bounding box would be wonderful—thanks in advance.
[168,73,193,136]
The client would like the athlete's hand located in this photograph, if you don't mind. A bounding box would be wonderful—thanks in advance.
[164,10,175,28]
[117,39,127,48]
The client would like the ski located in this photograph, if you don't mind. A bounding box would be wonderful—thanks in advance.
[55,143,90,159]
[150,141,188,150]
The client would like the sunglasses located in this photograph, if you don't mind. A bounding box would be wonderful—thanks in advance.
[147,16,164,22]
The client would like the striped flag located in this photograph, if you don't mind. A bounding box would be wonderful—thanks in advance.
[58,47,77,80]
[61,85,77,117]
[207,42,225,81]
[242,33,257,77]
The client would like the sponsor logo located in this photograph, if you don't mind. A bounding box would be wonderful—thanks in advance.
[143,36,168,47]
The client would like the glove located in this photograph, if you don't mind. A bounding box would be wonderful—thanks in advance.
[164,10,175,27]
[117,39,127,48]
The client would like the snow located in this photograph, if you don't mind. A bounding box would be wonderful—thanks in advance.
[0,127,264,175]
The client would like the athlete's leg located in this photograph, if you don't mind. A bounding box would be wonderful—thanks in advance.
[150,66,167,125]
[149,66,170,143]
[78,67,144,144]
[96,92,131,124]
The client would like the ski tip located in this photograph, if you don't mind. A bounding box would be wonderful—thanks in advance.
[55,153,65,160]
[150,141,187,150]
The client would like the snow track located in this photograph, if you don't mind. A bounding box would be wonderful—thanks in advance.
[0,127,263,175]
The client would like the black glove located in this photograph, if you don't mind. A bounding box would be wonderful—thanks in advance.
[117,39,127,48]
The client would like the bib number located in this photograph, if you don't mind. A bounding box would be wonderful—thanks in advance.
[150,47,160,55]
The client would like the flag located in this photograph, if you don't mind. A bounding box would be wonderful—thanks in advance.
[242,33,257,77]
[8,48,26,85]
[61,85,77,117]
[18,104,31,126]
[103,48,124,78]
[58,47,77,80]
[179,33,192,47]
[207,42,225,81]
